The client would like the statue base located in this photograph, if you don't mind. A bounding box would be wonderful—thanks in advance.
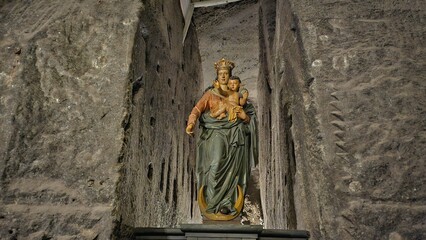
[202,218,241,225]
[133,224,310,239]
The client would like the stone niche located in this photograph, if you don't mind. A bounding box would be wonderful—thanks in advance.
[1,0,425,239]
[193,0,263,226]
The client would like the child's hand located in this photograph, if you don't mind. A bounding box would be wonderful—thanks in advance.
[240,91,249,106]
[217,113,226,120]
[242,90,249,99]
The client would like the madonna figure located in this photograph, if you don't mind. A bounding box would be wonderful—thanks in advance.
[186,58,258,220]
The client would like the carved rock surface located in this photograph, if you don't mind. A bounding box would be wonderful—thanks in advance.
[0,0,201,239]
[258,0,426,239]
[117,0,202,231]
[2,0,425,239]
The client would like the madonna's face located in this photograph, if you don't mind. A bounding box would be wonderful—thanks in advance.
[217,69,230,85]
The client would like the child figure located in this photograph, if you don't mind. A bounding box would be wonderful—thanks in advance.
[210,76,249,123]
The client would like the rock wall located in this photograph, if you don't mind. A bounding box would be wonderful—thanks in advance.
[116,0,202,232]
[0,0,202,239]
[258,0,426,239]
[2,0,425,238]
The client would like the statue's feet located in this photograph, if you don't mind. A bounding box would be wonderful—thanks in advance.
[220,207,231,215]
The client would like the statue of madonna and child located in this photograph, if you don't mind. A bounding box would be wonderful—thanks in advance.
[186,58,258,221]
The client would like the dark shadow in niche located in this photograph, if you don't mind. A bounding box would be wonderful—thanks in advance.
[147,162,153,181]
[132,74,144,96]
[160,158,165,192]
[150,117,156,126]
[190,169,195,219]
[284,102,297,229]
[165,161,171,202]
[172,178,178,205]
[167,24,172,49]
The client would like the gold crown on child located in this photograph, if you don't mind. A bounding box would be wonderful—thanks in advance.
[214,58,235,71]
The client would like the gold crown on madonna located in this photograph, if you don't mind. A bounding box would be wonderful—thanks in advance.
[214,58,235,71]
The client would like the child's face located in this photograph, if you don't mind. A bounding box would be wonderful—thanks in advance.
[228,79,240,91]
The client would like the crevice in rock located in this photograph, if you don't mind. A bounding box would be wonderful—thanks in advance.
[284,104,297,229]
[160,158,165,192]
[190,169,195,219]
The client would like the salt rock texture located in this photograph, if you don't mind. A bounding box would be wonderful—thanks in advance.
[258,0,426,239]
[0,0,201,239]
[1,0,425,239]
[116,0,202,232]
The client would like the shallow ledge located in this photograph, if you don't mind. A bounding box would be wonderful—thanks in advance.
[134,224,310,239]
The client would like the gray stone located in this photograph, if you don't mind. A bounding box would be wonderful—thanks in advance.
[1,0,425,239]
[0,0,202,239]
[257,0,426,239]
[116,0,203,230]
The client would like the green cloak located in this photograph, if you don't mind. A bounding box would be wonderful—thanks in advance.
[196,103,258,214]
